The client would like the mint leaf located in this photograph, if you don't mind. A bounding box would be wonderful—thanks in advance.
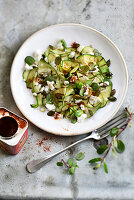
[110,127,119,137]
[89,158,102,163]
[75,110,83,118]
[57,162,63,166]
[67,158,73,167]
[115,140,125,153]
[97,145,108,154]
[69,166,75,175]
[103,161,108,173]
[75,152,85,161]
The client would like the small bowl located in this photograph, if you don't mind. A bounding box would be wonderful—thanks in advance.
[10,24,128,136]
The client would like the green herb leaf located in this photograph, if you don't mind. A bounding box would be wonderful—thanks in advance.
[61,39,67,49]
[89,158,102,163]
[112,148,118,158]
[73,161,79,168]
[79,88,84,96]
[97,145,108,154]
[85,79,92,86]
[75,152,85,161]
[69,166,75,175]
[115,140,125,153]
[91,83,99,91]
[110,127,119,137]
[67,158,73,167]
[46,93,53,104]
[103,161,108,173]
[25,56,35,65]
[57,162,63,166]
[75,110,83,118]
[43,76,55,82]
[76,81,83,89]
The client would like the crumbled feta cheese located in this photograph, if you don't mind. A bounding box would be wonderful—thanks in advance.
[35,82,39,86]
[89,51,94,55]
[46,104,55,111]
[33,49,42,63]
[99,83,104,86]
[77,46,84,52]
[104,81,109,86]
[40,86,45,93]
[89,95,101,105]
[45,57,48,62]
[84,88,89,96]
[77,114,87,123]
[47,81,55,90]
[25,63,33,70]
[69,51,75,58]
[80,104,85,110]
[32,93,37,96]
[64,81,69,85]
[92,65,99,73]
[44,86,49,92]
[57,41,64,50]
[75,99,82,103]
[54,113,63,119]
[38,84,41,90]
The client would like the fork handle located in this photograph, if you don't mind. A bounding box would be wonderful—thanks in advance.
[26,133,94,173]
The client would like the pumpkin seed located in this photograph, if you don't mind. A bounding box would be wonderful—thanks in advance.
[108,96,117,101]
[110,89,116,96]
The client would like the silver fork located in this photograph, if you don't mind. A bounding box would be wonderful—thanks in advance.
[26,111,127,173]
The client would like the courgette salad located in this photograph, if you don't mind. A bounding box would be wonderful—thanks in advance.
[23,39,116,123]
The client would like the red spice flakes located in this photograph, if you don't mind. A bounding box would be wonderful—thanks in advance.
[44,146,51,152]
[54,113,63,120]
[70,76,77,83]
[71,42,80,49]
[37,137,51,152]
[68,103,73,108]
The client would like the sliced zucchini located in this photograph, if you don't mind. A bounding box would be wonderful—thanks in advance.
[22,70,29,82]
[76,54,97,69]
[100,85,112,107]
[81,46,94,54]
[48,53,57,64]
[44,48,50,57]
[51,49,64,55]
[32,80,41,93]
[26,81,33,89]
[89,102,101,115]
[97,56,109,74]
[38,60,57,75]
[37,93,43,106]
[26,68,37,84]
[62,60,78,72]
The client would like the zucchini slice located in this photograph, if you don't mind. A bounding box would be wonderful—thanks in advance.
[26,68,37,84]
[48,53,57,64]
[38,60,58,75]
[76,54,97,69]
[81,46,94,54]
[22,70,30,82]
[100,85,112,107]
[97,56,109,74]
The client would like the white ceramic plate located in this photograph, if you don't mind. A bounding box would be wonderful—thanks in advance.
[10,24,128,136]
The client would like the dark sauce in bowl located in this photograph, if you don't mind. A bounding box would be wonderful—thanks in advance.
[0,116,18,138]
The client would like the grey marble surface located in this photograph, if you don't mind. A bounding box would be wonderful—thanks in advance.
[0,0,134,199]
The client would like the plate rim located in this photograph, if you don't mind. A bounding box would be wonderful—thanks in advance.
[10,23,128,136]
